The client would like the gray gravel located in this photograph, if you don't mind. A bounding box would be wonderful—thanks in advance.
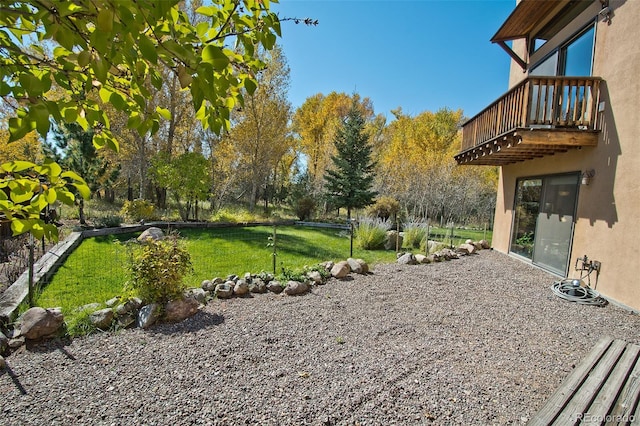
[1,250,639,425]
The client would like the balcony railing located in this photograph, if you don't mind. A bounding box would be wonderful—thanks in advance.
[461,76,601,152]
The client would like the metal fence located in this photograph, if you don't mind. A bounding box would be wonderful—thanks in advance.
[1,222,354,316]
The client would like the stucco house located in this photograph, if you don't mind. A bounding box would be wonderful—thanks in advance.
[455,0,639,311]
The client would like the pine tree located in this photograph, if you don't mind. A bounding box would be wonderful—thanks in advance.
[323,101,378,219]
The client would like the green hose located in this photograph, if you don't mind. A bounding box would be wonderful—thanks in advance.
[550,279,608,307]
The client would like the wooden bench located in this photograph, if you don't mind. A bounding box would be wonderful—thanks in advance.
[529,336,640,425]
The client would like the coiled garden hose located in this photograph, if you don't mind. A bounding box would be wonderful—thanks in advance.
[550,279,608,307]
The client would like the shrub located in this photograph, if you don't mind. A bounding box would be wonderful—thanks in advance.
[95,214,123,228]
[120,199,157,222]
[211,207,260,223]
[366,196,400,221]
[294,196,316,221]
[125,234,193,304]
[403,222,428,249]
[354,218,390,250]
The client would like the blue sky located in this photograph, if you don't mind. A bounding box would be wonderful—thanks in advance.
[272,0,516,120]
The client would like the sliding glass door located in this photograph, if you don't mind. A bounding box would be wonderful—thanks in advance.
[510,173,580,275]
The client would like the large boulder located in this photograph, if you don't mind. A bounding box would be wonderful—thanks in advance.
[19,307,64,340]
[164,297,200,322]
[137,227,164,243]
[385,231,403,251]
[331,261,350,278]
[137,303,160,329]
[89,308,114,330]
[284,281,309,296]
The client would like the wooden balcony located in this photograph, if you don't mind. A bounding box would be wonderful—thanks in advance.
[455,76,602,166]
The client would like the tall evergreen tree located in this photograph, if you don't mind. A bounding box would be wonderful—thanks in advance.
[47,123,119,223]
[323,101,378,219]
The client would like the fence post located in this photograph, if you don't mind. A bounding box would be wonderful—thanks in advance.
[426,223,430,256]
[28,234,35,307]
[350,220,354,258]
[272,224,277,275]
[449,222,454,248]
[396,219,400,253]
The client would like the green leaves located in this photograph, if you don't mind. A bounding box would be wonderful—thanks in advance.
[202,45,230,70]
[0,159,90,241]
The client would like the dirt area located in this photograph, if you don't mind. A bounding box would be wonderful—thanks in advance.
[1,250,639,425]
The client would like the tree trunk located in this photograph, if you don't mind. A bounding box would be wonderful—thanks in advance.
[78,198,86,225]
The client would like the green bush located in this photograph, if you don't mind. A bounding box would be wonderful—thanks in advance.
[125,234,193,304]
[366,196,400,220]
[294,196,316,221]
[403,223,428,249]
[355,218,389,250]
[120,199,157,222]
[95,214,123,228]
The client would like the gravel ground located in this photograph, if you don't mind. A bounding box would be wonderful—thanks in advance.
[1,250,639,425]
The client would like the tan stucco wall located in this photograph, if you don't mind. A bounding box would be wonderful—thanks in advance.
[493,0,640,311]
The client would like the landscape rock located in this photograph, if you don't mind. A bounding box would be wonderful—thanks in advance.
[284,280,309,296]
[201,280,215,292]
[479,239,491,249]
[137,304,160,329]
[306,271,324,284]
[77,302,101,312]
[458,243,477,255]
[215,282,234,299]
[385,231,403,251]
[116,313,136,329]
[226,274,238,283]
[115,298,142,316]
[164,297,200,323]
[8,336,24,349]
[0,330,8,354]
[19,307,64,340]
[249,278,267,293]
[89,308,114,330]
[397,253,418,265]
[105,297,120,307]
[415,254,429,264]
[354,259,369,274]
[266,281,284,293]
[184,288,207,304]
[137,227,164,243]
[347,258,363,274]
[331,261,350,278]
[233,279,250,296]
[0,355,5,370]
[323,261,335,271]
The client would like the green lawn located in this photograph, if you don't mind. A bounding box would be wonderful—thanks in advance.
[36,225,399,314]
